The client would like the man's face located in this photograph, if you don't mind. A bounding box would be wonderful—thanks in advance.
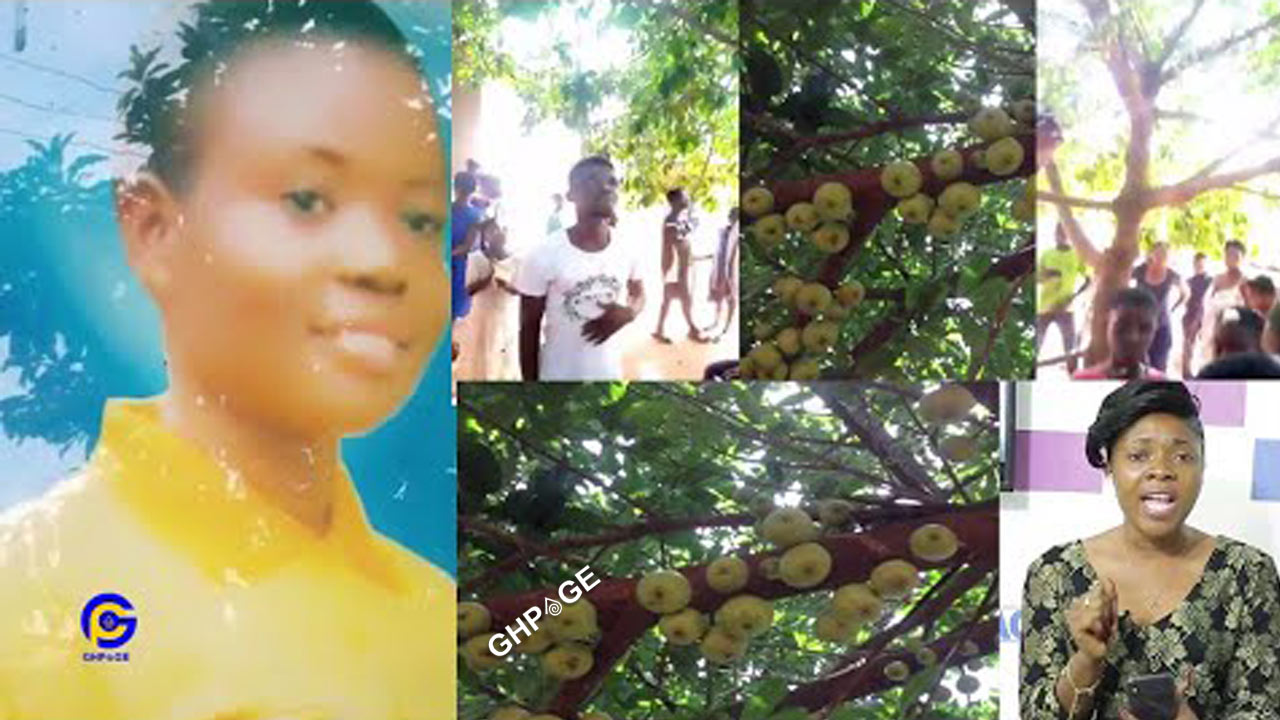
[1150,243,1169,264]
[569,164,619,219]
[129,40,447,438]
[1108,304,1156,366]
[1193,256,1205,274]
[670,191,689,211]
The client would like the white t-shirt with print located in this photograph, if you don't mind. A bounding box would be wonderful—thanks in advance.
[513,229,640,380]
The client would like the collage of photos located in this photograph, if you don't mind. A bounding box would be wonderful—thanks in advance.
[0,1,1277,720]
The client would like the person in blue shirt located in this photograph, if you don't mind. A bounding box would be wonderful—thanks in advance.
[451,170,484,350]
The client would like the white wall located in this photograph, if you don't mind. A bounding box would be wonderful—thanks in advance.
[999,381,1280,720]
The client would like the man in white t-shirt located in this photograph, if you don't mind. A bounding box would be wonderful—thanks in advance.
[514,156,645,380]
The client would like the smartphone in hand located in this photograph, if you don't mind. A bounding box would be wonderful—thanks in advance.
[1124,673,1178,720]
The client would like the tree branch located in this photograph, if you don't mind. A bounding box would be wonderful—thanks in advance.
[1147,155,1280,207]
[810,385,943,500]
[478,502,999,715]
[1155,0,1207,71]
[1160,12,1280,86]
[1037,191,1114,211]
[638,0,738,48]
[969,272,1032,381]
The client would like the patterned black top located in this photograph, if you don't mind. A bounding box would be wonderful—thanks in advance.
[1020,537,1280,719]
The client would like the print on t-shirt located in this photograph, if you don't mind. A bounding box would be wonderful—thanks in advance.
[564,274,623,323]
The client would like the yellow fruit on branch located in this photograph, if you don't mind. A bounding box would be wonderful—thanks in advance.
[779,542,833,588]
[715,594,775,637]
[785,202,821,232]
[869,558,920,599]
[985,136,1025,176]
[909,522,960,563]
[883,659,912,682]
[830,582,883,624]
[880,161,924,198]
[462,633,506,672]
[636,569,693,615]
[548,599,599,641]
[930,149,964,181]
[700,626,748,664]
[752,213,787,247]
[812,221,851,253]
[789,358,821,380]
[815,498,854,527]
[458,601,492,639]
[919,384,977,423]
[897,193,935,224]
[815,611,856,643]
[773,275,805,303]
[938,182,981,217]
[969,107,1013,141]
[514,624,554,654]
[490,707,532,720]
[775,327,803,357]
[927,210,961,237]
[659,608,708,645]
[742,187,775,217]
[836,281,866,308]
[813,181,854,221]
[801,320,839,352]
[542,642,594,680]
[794,283,834,315]
[706,556,750,594]
[761,507,820,548]
[938,435,979,463]
[748,343,784,372]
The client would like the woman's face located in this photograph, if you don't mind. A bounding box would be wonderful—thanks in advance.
[1108,413,1204,541]
[128,39,447,438]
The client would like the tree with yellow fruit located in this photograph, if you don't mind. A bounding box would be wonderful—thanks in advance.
[459,382,1000,719]
[742,0,1037,381]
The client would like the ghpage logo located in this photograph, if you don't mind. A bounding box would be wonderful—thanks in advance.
[81,592,137,662]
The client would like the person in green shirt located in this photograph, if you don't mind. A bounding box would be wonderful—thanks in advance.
[1037,224,1090,374]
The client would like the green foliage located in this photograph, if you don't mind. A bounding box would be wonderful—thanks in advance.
[457,382,998,720]
[741,0,1036,381]
[452,0,738,209]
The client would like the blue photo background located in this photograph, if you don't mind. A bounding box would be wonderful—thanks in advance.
[0,1,456,575]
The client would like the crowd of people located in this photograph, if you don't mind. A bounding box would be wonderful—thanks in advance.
[1037,226,1280,379]
[450,156,739,381]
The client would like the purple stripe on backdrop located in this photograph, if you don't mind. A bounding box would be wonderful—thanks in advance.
[1185,382,1246,427]
[1253,439,1280,502]
[1013,430,1101,493]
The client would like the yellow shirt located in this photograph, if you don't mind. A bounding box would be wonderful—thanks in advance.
[0,400,454,719]
[1038,246,1085,311]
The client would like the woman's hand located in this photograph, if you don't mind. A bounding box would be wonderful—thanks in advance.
[1066,577,1118,662]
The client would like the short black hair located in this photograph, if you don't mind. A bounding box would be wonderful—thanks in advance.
[666,188,686,204]
[1196,352,1280,379]
[1247,275,1276,296]
[454,171,477,197]
[1085,381,1203,469]
[1224,239,1247,254]
[568,155,614,188]
[1112,287,1158,314]
[1215,306,1264,355]
[1194,252,1207,261]
[117,0,416,193]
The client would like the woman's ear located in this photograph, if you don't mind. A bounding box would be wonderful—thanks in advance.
[115,172,182,298]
